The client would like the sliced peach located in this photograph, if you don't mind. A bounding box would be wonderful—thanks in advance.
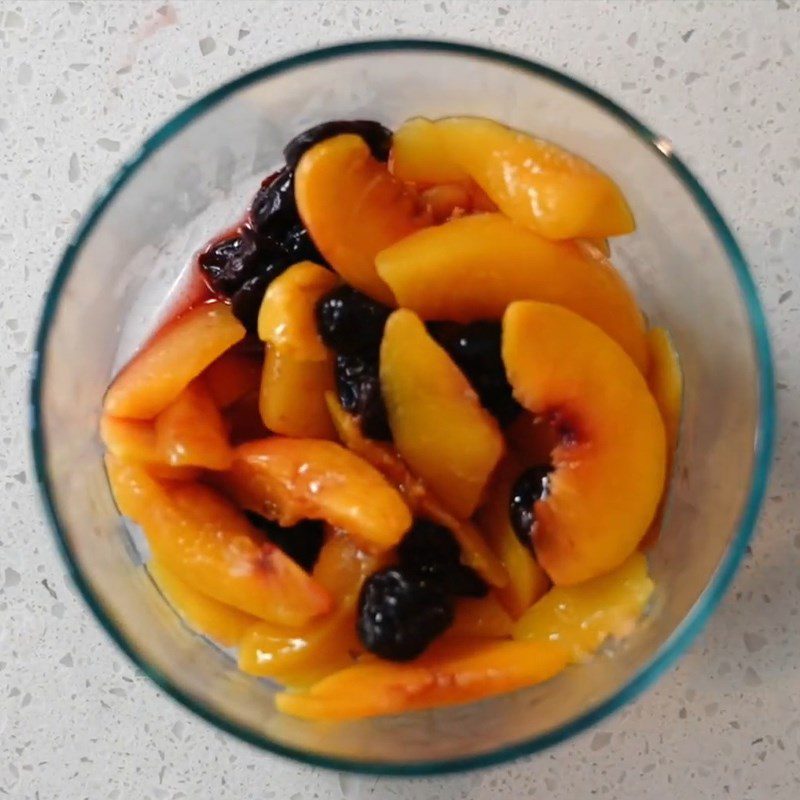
[259,347,336,439]
[238,609,360,687]
[390,117,469,184]
[513,553,654,662]
[155,380,233,470]
[420,183,473,223]
[502,302,666,584]
[104,300,245,419]
[476,458,551,618]
[276,638,568,721]
[100,416,200,480]
[504,413,560,467]
[647,327,682,456]
[376,214,647,372]
[295,134,431,304]
[380,309,505,518]
[257,261,339,360]
[223,390,270,445]
[433,116,635,239]
[148,559,258,647]
[448,594,514,639]
[203,351,262,409]
[105,456,332,626]
[312,528,388,605]
[326,392,508,587]
[226,438,412,550]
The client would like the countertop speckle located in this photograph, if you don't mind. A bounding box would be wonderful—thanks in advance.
[2,1,799,797]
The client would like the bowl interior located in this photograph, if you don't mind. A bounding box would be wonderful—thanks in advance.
[32,42,771,773]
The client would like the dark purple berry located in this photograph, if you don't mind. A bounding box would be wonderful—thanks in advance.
[230,274,269,332]
[357,567,454,661]
[284,120,393,168]
[249,168,297,238]
[282,222,327,265]
[428,320,521,426]
[509,465,551,546]
[245,511,324,572]
[335,353,391,440]
[198,229,261,296]
[443,564,489,598]
[316,287,390,355]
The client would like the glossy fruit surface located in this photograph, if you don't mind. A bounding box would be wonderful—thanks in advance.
[203,350,262,409]
[390,117,469,184]
[284,119,393,167]
[376,213,648,372]
[335,352,391,440]
[508,465,551,545]
[380,309,504,518]
[316,286,390,356]
[449,593,514,639]
[502,302,666,584]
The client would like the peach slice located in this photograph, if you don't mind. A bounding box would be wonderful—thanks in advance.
[325,393,508,587]
[203,351,262,409]
[476,458,551,618]
[223,390,270,445]
[226,438,412,550]
[376,214,648,372]
[295,134,431,304]
[433,116,635,239]
[148,559,258,647]
[419,183,473,223]
[105,456,332,626]
[257,261,339,360]
[647,327,682,456]
[504,413,560,467]
[448,594,515,639]
[155,380,233,470]
[276,638,568,721]
[513,552,654,662]
[100,416,200,480]
[259,347,336,439]
[312,528,388,605]
[104,300,245,419]
[390,117,469,184]
[380,309,505,518]
[502,302,666,584]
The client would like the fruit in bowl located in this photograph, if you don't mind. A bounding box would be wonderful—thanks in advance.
[101,115,680,721]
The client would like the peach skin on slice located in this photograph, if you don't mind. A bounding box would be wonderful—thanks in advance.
[148,559,259,647]
[476,458,551,618]
[380,309,505,519]
[155,380,233,470]
[295,134,431,304]
[376,213,648,372]
[434,116,635,240]
[104,300,246,419]
[226,438,412,550]
[502,302,666,585]
[105,456,332,626]
[257,261,339,360]
[326,392,508,587]
[276,638,568,721]
[259,346,337,439]
[203,351,262,409]
[513,552,654,662]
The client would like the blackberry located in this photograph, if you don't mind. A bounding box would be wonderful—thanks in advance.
[509,465,552,546]
[335,353,391,440]
[316,286,390,355]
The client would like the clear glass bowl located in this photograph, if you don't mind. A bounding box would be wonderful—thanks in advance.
[30,41,774,775]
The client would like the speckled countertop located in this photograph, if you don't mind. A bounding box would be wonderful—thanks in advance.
[1,1,799,797]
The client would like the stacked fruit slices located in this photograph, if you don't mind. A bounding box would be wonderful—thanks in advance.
[101,116,682,721]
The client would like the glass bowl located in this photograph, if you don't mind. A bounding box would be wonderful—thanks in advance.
[30,40,774,775]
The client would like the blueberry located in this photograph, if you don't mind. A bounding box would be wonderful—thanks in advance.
[249,168,297,238]
[245,511,325,572]
[443,563,489,599]
[509,465,552,546]
[335,353,391,440]
[428,320,521,426]
[316,287,390,355]
[198,229,261,296]
[230,274,269,333]
[357,567,454,661]
[282,222,327,265]
[284,120,393,168]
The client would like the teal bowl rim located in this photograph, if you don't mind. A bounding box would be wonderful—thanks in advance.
[30,39,775,776]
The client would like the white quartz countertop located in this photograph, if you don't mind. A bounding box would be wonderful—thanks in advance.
[2,1,799,798]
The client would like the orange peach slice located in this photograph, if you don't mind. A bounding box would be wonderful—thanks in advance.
[502,302,666,584]
[376,213,648,372]
[380,309,505,518]
[148,559,258,647]
[448,594,515,639]
[223,390,270,445]
[326,393,508,587]
[257,261,339,360]
[476,458,551,618]
[259,347,336,439]
[276,638,568,721]
[155,380,233,470]
[647,327,682,456]
[390,117,469,184]
[419,183,473,223]
[295,134,431,304]
[434,116,635,239]
[104,300,245,419]
[312,528,388,605]
[203,351,262,409]
[513,552,654,662]
[226,438,412,550]
[105,456,332,626]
